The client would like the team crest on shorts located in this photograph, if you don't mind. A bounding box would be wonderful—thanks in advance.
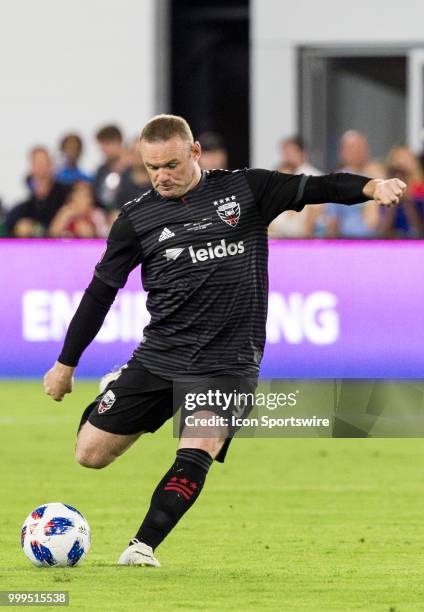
[213,196,240,227]
[98,389,116,414]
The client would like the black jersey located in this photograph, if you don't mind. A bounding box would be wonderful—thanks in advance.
[94,169,308,378]
[58,169,369,376]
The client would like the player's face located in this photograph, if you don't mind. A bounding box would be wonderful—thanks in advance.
[140,136,201,198]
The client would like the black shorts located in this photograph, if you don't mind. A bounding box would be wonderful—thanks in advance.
[78,358,258,463]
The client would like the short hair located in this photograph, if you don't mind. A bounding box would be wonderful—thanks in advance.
[282,135,306,151]
[140,114,194,144]
[96,124,123,143]
[60,133,83,153]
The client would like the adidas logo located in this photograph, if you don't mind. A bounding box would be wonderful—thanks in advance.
[164,247,185,261]
[158,227,175,242]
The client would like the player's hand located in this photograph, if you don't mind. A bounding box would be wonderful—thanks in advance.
[363,178,407,206]
[43,361,75,401]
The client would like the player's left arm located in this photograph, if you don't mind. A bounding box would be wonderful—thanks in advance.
[246,169,407,225]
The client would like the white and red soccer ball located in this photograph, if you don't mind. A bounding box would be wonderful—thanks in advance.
[21,503,90,567]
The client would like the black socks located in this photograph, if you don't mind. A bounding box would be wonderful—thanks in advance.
[135,448,213,550]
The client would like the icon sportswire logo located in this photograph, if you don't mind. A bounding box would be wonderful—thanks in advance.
[164,247,185,261]
[159,227,175,242]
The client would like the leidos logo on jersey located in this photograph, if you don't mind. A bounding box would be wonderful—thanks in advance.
[188,239,244,263]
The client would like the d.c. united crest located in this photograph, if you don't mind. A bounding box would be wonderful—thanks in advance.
[98,389,116,414]
[213,195,240,227]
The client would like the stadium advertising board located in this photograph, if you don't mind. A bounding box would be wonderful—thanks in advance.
[1,239,422,378]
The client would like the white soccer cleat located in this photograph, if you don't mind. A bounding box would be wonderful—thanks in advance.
[98,365,126,393]
[117,539,161,567]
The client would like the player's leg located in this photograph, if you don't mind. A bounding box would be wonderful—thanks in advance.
[119,411,227,565]
[75,421,143,469]
[121,376,258,565]
[176,410,230,458]
[75,358,173,471]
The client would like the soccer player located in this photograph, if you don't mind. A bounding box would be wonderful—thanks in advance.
[44,115,406,567]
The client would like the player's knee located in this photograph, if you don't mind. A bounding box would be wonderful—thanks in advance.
[75,446,114,469]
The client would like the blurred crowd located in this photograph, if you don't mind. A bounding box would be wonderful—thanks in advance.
[1,126,151,239]
[268,131,424,239]
[2,125,424,239]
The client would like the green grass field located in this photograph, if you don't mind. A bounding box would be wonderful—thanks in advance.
[1,381,424,611]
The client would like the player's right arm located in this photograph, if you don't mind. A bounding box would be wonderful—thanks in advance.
[44,211,143,401]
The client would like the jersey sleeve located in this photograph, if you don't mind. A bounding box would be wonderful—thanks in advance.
[58,276,118,367]
[246,168,370,225]
[246,169,309,225]
[94,210,143,288]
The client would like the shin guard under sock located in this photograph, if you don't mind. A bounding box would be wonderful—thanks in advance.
[135,448,213,550]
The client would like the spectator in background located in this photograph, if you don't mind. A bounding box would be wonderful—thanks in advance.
[276,135,321,175]
[93,124,128,210]
[379,146,424,238]
[198,132,228,170]
[387,146,424,195]
[268,136,325,238]
[5,147,70,237]
[49,182,108,238]
[326,131,379,238]
[114,137,151,224]
[56,133,92,185]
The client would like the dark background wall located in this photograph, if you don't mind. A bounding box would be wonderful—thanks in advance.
[170,0,250,168]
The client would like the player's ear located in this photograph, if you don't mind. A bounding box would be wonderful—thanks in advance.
[192,141,201,162]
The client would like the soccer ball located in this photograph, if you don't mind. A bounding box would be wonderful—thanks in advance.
[21,503,90,567]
